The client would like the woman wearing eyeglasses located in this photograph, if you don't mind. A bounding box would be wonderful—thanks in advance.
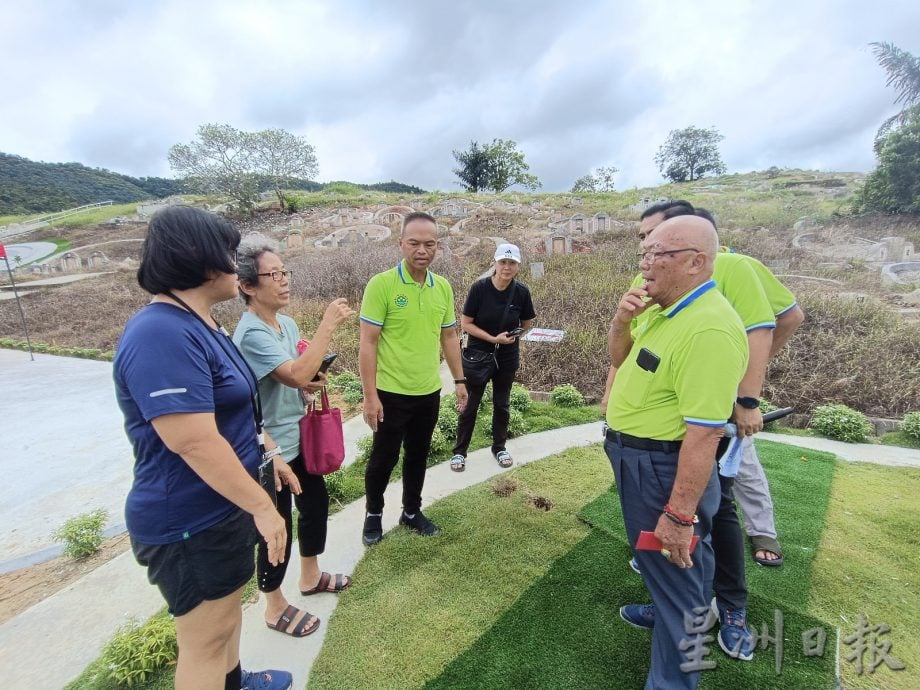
[233,243,356,638]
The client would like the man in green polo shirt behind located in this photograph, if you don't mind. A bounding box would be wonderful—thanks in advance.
[359,211,469,546]
[606,215,748,690]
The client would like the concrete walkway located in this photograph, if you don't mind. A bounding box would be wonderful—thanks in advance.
[759,431,920,468]
[0,349,134,569]
[2,347,920,687]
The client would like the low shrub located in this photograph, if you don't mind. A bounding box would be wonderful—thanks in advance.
[509,383,532,413]
[52,508,107,559]
[809,404,873,443]
[550,384,585,408]
[325,469,347,505]
[428,425,449,455]
[902,411,920,441]
[100,615,178,687]
[329,370,363,405]
[507,408,527,437]
[354,435,373,464]
[437,395,459,440]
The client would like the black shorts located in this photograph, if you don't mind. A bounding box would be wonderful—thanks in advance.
[132,508,258,617]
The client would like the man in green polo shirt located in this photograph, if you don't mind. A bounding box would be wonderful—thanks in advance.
[358,211,469,546]
[606,215,748,690]
[603,201,804,567]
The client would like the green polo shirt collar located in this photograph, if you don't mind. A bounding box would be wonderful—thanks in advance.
[661,279,717,319]
[397,260,435,287]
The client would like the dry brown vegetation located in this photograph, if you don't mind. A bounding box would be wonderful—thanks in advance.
[2,180,918,419]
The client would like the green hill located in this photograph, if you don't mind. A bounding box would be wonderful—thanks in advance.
[0,153,184,215]
[0,152,426,216]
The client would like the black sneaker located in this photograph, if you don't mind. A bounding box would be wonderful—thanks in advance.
[362,513,383,546]
[399,510,440,536]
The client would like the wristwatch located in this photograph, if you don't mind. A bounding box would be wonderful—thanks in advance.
[736,396,760,409]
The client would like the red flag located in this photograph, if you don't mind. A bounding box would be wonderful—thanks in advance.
[0,242,6,259]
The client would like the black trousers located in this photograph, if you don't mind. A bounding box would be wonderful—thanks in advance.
[365,389,440,515]
[711,473,748,611]
[257,454,329,593]
[453,353,518,457]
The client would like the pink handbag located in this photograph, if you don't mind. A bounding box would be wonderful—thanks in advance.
[299,388,345,475]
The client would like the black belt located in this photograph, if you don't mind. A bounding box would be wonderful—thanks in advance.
[606,429,682,454]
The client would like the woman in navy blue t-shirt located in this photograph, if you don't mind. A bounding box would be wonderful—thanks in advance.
[114,206,296,690]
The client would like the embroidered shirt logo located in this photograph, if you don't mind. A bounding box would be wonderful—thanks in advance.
[394,294,409,308]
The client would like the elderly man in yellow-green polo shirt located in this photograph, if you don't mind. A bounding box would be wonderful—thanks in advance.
[358,212,469,546]
[605,215,748,690]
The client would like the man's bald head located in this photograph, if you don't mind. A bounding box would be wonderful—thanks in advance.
[648,215,719,263]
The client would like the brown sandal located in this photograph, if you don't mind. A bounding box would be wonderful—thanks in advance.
[301,571,352,596]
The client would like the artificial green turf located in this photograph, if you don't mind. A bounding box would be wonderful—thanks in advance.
[425,529,835,689]
[427,439,838,689]
[577,439,837,610]
[309,448,613,690]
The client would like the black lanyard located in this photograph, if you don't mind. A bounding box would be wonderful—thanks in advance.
[162,292,267,457]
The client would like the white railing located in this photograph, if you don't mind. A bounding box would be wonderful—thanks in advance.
[0,201,115,238]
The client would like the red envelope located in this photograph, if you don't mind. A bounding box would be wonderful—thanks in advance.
[635,530,700,553]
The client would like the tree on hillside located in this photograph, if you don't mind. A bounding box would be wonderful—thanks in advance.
[452,139,541,193]
[870,42,920,150]
[654,126,726,183]
[249,128,318,210]
[856,109,920,214]
[452,141,492,192]
[168,124,318,213]
[570,165,618,193]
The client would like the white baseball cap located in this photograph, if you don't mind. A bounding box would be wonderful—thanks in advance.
[494,243,522,263]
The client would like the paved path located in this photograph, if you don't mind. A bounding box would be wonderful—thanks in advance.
[759,431,920,468]
[2,348,920,687]
[0,349,134,569]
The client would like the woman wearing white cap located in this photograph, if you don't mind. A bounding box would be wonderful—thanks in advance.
[450,243,535,471]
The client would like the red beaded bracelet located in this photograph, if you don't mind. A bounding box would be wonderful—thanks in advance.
[664,503,698,525]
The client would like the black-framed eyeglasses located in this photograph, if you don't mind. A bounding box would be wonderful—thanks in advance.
[230,248,239,264]
[636,248,700,264]
[257,269,293,282]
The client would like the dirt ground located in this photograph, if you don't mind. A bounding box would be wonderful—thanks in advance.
[0,533,131,625]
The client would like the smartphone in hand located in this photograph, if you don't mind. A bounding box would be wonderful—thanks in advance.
[311,352,338,381]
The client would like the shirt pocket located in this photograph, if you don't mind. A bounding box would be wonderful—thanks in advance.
[617,365,656,410]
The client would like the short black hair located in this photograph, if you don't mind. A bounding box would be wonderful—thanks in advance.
[694,207,717,229]
[137,205,240,295]
[401,211,437,234]
[640,199,695,220]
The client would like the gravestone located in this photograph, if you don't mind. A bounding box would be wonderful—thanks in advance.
[530,262,545,280]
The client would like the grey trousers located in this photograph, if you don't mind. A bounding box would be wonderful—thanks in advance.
[733,436,778,540]
[605,438,721,690]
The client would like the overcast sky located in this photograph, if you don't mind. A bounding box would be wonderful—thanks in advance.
[1,0,917,192]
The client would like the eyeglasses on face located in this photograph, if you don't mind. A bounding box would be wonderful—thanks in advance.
[257,269,293,282]
[636,248,700,264]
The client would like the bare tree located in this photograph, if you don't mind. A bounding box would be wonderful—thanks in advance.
[169,124,318,213]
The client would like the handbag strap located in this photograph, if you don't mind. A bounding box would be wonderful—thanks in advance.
[303,387,332,415]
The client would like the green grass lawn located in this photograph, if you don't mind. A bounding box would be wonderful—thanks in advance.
[311,439,919,689]
[879,430,920,449]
